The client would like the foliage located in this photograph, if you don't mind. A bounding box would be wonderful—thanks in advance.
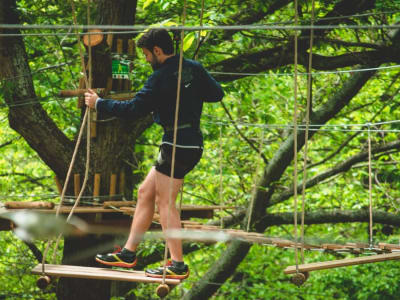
[1,0,400,299]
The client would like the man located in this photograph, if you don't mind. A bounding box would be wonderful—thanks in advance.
[84,28,224,279]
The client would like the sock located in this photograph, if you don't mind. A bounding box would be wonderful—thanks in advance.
[172,260,185,269]
[121,248,136,258]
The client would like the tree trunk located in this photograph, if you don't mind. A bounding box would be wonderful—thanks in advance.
[58,1,145,300]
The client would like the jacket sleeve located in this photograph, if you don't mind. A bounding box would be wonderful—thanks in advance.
[197,63,224,103]
[96,73,158,119]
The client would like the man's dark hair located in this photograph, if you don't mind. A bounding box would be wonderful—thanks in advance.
[137,29,174,55]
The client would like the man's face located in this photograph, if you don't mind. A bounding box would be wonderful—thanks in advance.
[142,47,162,70]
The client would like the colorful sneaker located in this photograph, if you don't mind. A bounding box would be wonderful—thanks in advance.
[145,260,189,279]
[95,246,137,268]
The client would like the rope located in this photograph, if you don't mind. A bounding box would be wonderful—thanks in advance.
[299,0,315,265]
[368,123,374,248]
[162,0,187,284]
[2,23,400,31]
[246,130,265,232]
[219,127,224,229]
[194,0,205,61]
[41,0,92,274]
[292,0,300,274]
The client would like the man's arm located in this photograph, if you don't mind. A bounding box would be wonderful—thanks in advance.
[85,75,158,119]
[197,63,224,103]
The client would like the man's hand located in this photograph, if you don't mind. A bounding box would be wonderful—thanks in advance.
[84,89,99,109]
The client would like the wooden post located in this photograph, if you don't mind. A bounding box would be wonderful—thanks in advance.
[74,174,81,198]
[77,77,86,108]
[107,34,113,48]
[128,40,136,57]
[93,173,101,202]
[119,171,125,198]
[90,109,97,138]
[116,39,124,91]
[54,176,63,195]
[110,173,117,200]
[94,173,102,223]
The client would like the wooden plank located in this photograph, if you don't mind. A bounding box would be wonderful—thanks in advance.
[4,201,54,209]
[35,207,117,214]
[103,201,136,208]
[32,264,181,285]
[378,243,400,251]
[284,252,400,274]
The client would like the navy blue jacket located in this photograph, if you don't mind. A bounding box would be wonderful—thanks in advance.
[96,55,224,147]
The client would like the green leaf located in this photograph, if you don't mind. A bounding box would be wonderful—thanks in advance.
[183,33,195,51]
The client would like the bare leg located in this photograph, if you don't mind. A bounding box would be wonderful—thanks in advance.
[124,167,157,251]
[154,170,184,261]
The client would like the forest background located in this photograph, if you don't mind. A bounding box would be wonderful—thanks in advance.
[1,0,400,299]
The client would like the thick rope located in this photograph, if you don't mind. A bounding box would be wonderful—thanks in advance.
[299,0,315,265]
[162,0,187,284]
[41,0,92,273]
[292,0,300,274]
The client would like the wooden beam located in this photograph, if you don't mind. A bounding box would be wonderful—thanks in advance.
[284,252,400,274]
[5,201,54,209]
[32,264,181,285]
[103,201,136,208]
[59,88,106,98]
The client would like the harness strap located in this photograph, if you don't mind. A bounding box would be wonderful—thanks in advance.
[163,123,193,132]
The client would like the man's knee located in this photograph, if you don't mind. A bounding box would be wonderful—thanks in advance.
[138,184,152,201]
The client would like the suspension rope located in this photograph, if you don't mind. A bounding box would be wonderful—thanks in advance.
[1,23,400,31]
[219,126,224,229]
[292,0,300,274]
[194,0,205,61]
[162,0,187,285]
[299,0,315,265]
[246,130,265,232]
[367,123,374,248]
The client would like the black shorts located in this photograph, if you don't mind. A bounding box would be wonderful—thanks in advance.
[154,143,203,179]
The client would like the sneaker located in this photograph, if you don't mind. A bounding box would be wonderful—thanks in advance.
[145,260,189,279]
[95,246,137,268]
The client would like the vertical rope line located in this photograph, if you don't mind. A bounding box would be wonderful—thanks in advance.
[194,0,205,61]
[162,0,187,284]
[300,0,315,265]
[368,123,373,248]
[219,126,224,229]
[293,0,300,274]
[246,130,265,232]
[41,0,92,272]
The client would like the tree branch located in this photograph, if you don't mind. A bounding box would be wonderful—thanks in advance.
[221,102,268,164]
[270,139,400,206]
